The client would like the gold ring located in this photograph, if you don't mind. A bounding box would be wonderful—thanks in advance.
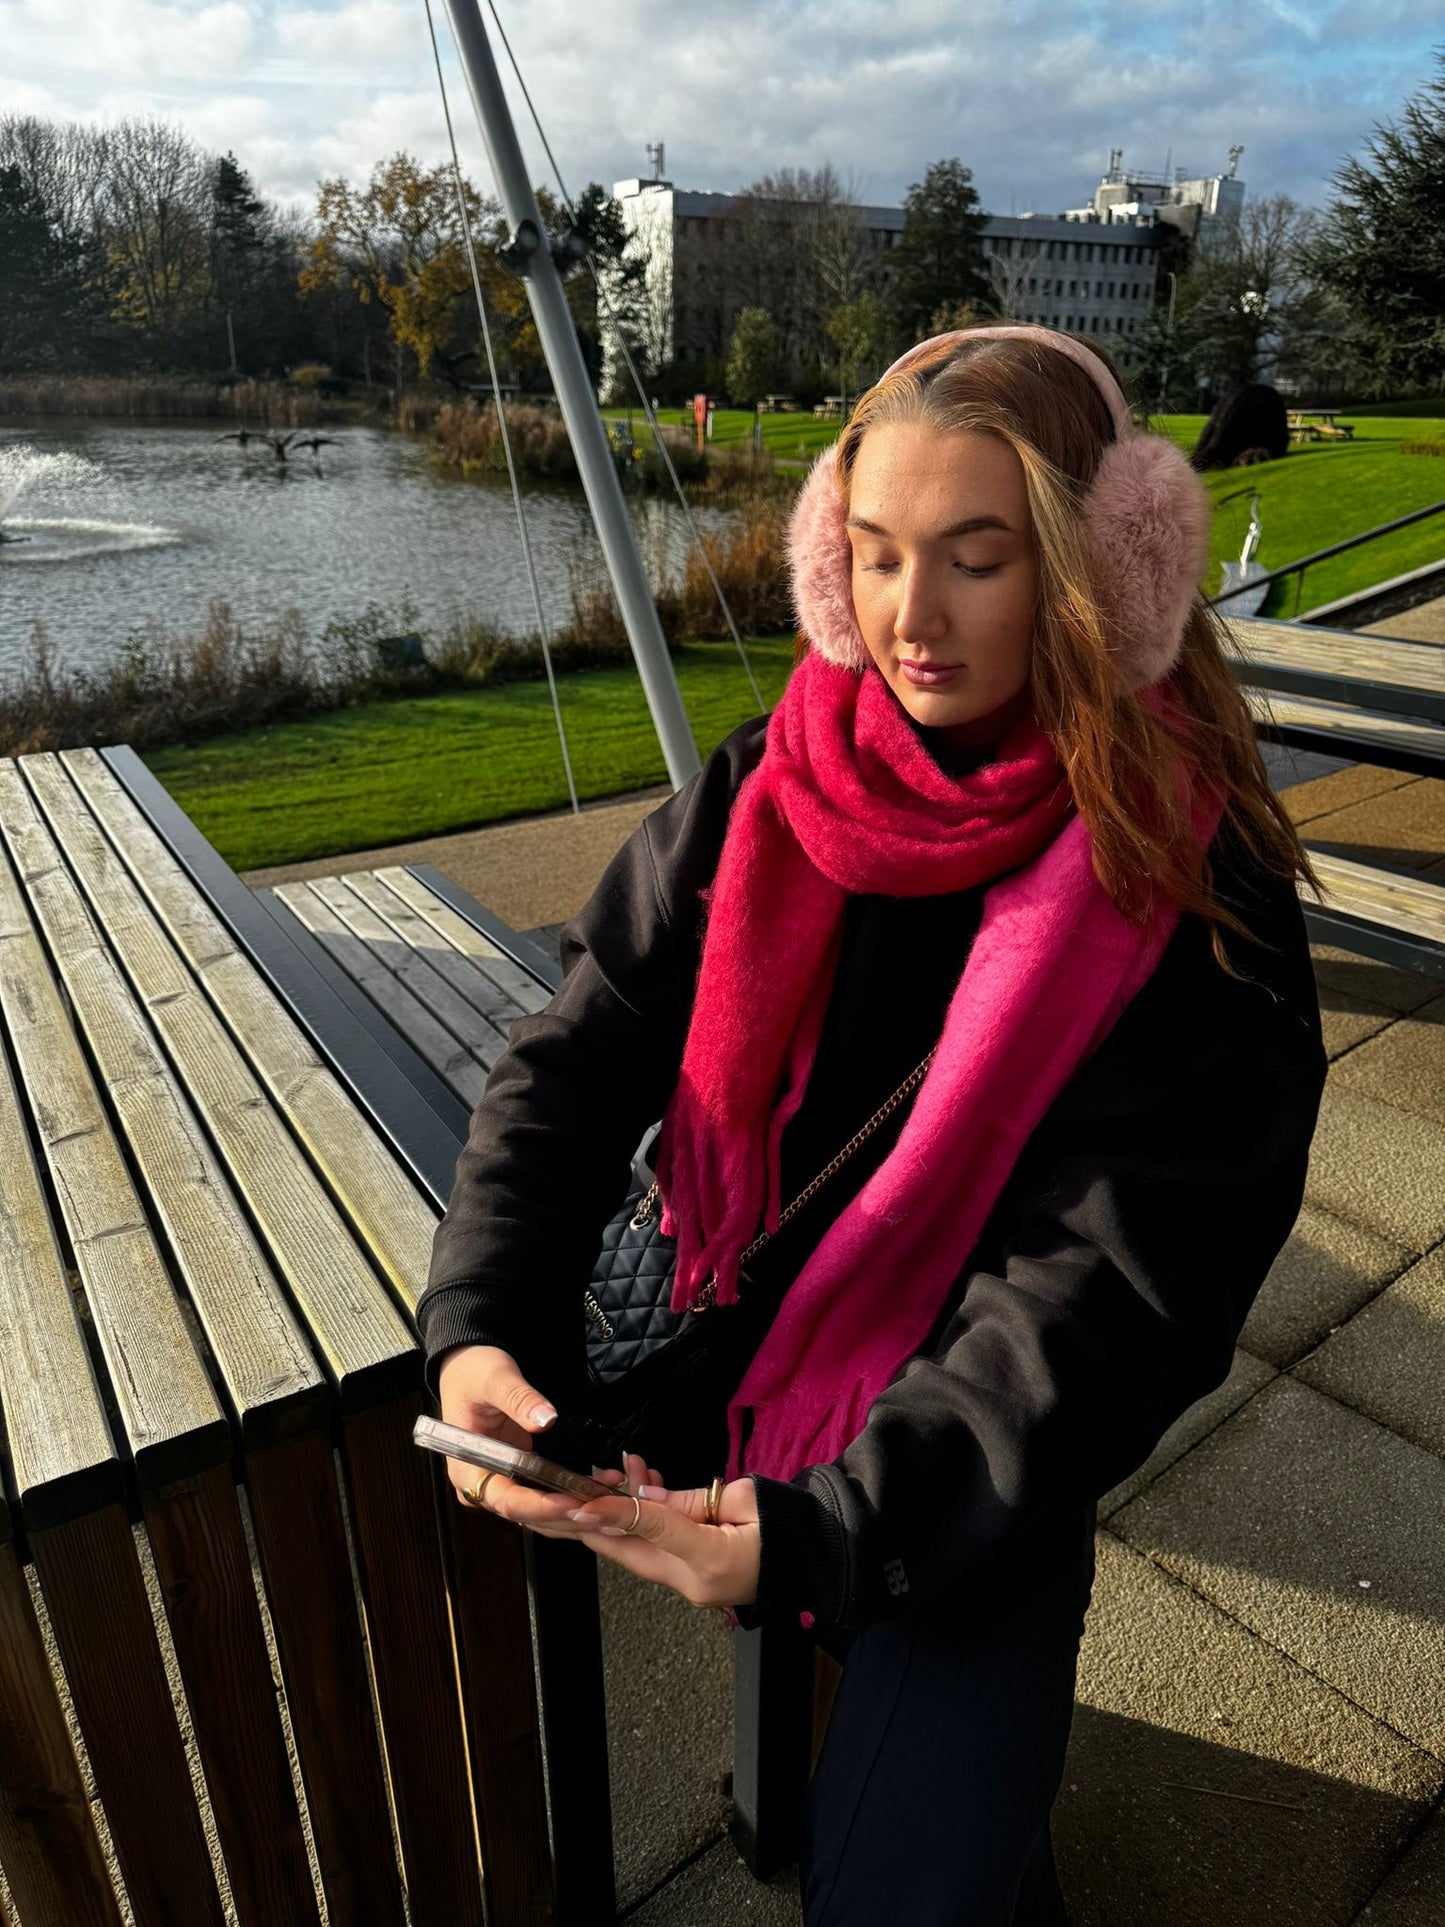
[461,1472,496,1508]
[703,1476,725,1528]
[619,1493,643,1536]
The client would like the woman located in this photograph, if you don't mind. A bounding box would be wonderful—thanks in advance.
[417,328,1327,1924]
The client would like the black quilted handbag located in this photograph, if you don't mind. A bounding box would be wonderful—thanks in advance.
[576,1051,934,1483]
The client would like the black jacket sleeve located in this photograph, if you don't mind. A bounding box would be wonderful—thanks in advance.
[747,852,1327,1631]
[415,719,768,1401]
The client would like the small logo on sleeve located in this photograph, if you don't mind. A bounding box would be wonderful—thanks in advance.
[882,1557,910,1597]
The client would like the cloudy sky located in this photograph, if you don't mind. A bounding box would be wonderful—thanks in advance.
[1,0,1438,218]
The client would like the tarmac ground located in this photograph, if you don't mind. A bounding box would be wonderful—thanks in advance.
[249,728,1445,1925]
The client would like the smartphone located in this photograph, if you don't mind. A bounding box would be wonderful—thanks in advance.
[413,1415,622,1503]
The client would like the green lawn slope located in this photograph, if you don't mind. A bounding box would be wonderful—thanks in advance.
[145,638,795,872]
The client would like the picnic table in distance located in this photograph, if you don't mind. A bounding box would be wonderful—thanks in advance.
[1288,409,1355,443]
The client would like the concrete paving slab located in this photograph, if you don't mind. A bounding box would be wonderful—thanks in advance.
[1304,1084,1445,1254]
[1356,1800,1445,1924]
[1111,1376,1445,1757]
[243,788,667,931]
[1363,598,1445,646]
[1316,988,1399,1061]
[1099,1349,1275,1520]
[1310,944,1445,1017]
[600,1558,735,1910]
[1241,1202,1413,1369]
[1297,781,1445,875]
[1330,993,1445,1129]
[1282,766,1419,828]
[1296,1250,1445,1462]
[623,1837,801,1924]
[1054,1534,1441,1927]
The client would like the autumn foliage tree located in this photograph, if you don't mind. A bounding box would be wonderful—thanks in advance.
[301,153,497,383]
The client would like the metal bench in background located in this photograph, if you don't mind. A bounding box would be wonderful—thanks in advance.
[0,746,608,1927]
[1223,612,1445,979]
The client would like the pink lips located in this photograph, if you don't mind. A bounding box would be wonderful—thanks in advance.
[898,657,963,687]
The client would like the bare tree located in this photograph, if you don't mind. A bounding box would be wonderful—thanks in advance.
[98,117,213,344]
[985,238,1045,320]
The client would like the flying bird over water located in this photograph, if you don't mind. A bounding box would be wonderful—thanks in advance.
[218,429,339,465]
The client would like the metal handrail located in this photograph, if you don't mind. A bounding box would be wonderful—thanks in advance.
[1208,497,1445,611]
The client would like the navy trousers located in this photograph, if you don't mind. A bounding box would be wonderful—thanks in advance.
[800,1578,1090,1927]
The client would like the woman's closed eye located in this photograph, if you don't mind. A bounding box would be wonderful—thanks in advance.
[859,559,1000,577]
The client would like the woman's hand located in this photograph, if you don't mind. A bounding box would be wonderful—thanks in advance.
[436,1347,759,1607]
[435,1342,560,1497]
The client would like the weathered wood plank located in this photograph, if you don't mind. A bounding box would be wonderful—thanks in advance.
[31,1507,226,1926]
[345,870,519,1045]
[59,749,438,1316]
[143,1466,319,1926]
[0,774,231,1490]
[1307,850,1445,947]
[443,1503,553,1927]
[1,760,327,1450]
[340,1396,488,1927]
[1245,686,1445,767]
[1229,616,1445,705]
[20,755,416,1412]
[273,881,490,1104]
[245,1432,407,1927]
[0,914,118,1530]
[375,866,553,1014]
[0,1540,122,1927]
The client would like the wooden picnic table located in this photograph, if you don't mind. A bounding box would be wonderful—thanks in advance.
[0,746,607,1925]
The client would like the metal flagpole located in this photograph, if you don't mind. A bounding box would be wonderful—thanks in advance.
[440,0,702,789]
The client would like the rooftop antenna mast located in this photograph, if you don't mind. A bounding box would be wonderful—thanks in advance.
[440,0,700,787]
[1227,144,1245,178]
[646,140,666,182]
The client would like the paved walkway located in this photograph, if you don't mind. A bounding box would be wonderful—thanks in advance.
[262,761,1445,1925]
[1362,594,1445,646]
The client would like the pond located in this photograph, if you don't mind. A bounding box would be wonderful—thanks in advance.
[0,419,733,677]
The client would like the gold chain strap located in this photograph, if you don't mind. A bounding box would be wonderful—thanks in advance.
[623,1047,937,1316]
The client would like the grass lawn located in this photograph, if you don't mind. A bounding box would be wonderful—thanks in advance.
[603,404,841,464]
[1193,416,1445,615]
[144,637,796,873]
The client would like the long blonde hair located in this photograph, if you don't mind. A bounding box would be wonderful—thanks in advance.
[830,330,1315,942]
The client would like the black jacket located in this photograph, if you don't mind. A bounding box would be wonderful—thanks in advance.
[417,716,1326,1633]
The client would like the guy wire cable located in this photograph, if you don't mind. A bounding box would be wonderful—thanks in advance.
[422,0,580,813]
[484,0,767,716]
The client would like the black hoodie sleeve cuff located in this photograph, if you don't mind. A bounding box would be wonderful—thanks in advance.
[739,1470,853,1629]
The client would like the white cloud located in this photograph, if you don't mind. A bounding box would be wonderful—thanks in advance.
[0,0,1435,218]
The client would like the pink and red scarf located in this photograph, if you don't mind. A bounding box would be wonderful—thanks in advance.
[653,650,1213,1485]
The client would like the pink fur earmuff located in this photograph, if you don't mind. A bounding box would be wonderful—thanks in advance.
[787,326,1212,691]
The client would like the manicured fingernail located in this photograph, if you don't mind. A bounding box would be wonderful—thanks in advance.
[636,1484,662,1501]
[566,1509,592,1523]
[599,1526,628,1537]
[529,1402,557,1428]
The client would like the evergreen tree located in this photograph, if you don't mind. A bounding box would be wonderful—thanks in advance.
[1304,49,1445,390]
[888,159,990,339]
[0,164,87,369]
[725,306,782,405]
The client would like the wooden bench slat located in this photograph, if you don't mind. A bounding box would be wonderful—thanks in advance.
[0,777,229,1488]
[0,919,119,1529]
[59,749,439,1318]
[4,760,330,1446]
[272,880,491,1103]
[1230,616,1445,705]
[0,1541,123,1925]
[306,873,511,1068]
[376,865,553,1014]
[1245,686,1445,768]
[1307,850,1445,949]
[345,869,522,1034]
[19,755,416,1413]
